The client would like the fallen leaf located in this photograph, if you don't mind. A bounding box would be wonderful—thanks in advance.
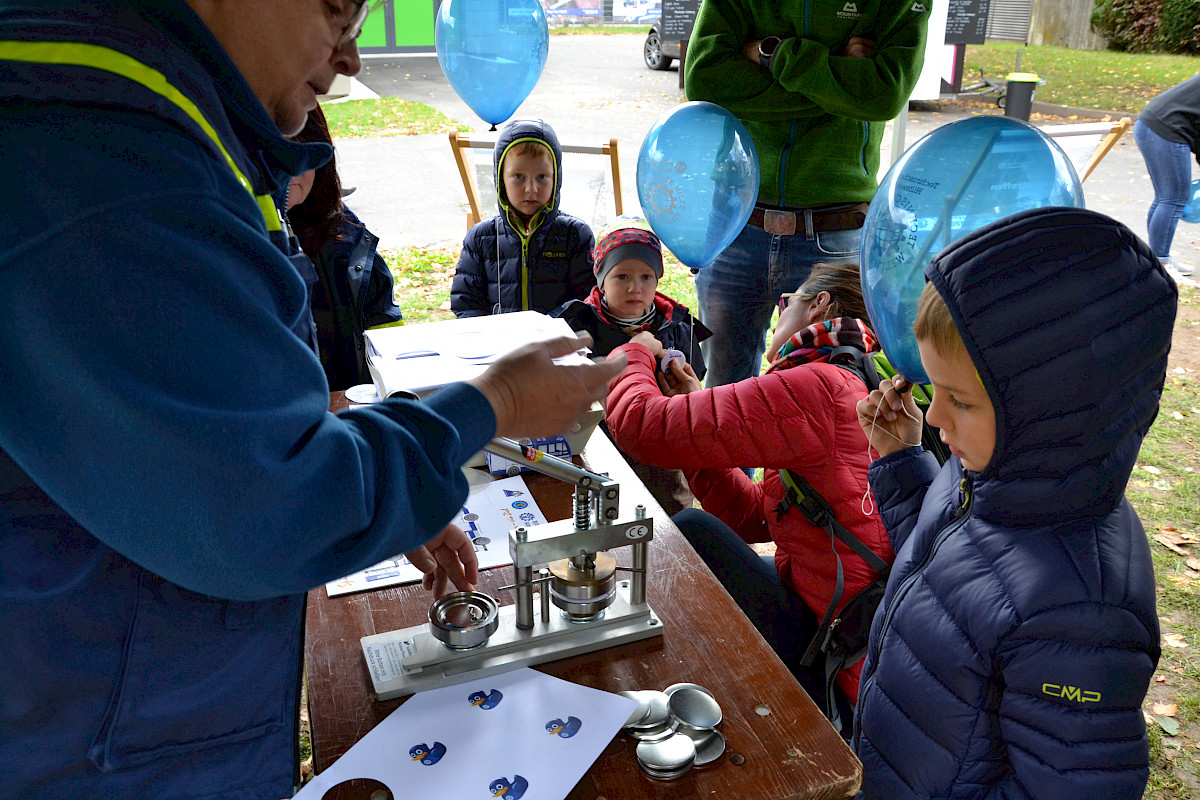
[1164,633,1189,649]
[1156,715,1180,736]
[1156,675,1168,683]
[1164,525,1178,532]
[1188,558,1200,571]
[1154,702,1179,716]
[1155,534,1190,556]
[1144,465,1163,474]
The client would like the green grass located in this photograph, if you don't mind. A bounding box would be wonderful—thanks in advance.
[962,41,1200,113]
[548,23,648,34]
[322,96,469,139]
[381,247,458,324]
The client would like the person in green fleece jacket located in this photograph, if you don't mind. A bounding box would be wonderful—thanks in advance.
[684,0,930,389]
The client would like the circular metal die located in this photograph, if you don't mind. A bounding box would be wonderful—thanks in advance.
[636,732,696,780]
[549,552,617,621]
[664,682,714,699]
[624,690,670,730]
[428,591,499,650]
[693,729,727,767]
[668,687,723,731]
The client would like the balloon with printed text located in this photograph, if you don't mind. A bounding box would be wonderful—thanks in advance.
[860,116,1084,383]
[435,0,548,127]
[636,102,759,270]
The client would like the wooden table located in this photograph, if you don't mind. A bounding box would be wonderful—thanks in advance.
[307,396,862,800]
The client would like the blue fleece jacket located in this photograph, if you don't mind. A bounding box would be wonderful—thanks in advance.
[0,2,495,797]
[854,208,1176,799]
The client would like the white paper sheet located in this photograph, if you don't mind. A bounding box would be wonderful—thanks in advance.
[294,668,636,800]
[364,311,592,397]
[325,476,547,597]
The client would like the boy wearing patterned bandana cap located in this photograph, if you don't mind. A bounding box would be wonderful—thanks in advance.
[553,217,711,514]
[554,217,710,377]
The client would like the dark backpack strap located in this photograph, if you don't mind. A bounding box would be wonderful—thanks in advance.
[776,469,888,669]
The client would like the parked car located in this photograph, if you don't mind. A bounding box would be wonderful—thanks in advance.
[643,18,680,71]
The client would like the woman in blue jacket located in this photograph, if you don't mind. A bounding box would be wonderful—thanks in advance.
[853,208,1174,800]
[288,106,403,390]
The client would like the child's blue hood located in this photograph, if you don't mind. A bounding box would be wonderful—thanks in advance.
[926,207,1177,524]
[493,118,564,226]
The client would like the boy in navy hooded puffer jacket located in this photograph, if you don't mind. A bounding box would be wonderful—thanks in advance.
[451,119,594,317]
[854,207,1176,800]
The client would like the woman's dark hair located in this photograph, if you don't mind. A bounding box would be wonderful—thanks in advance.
[795,260,873,329]
[288,105,344,261]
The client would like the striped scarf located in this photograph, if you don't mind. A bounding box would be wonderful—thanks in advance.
[766,317,877,374]
[600,295,657,334]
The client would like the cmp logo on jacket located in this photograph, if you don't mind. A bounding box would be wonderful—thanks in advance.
[1042,683,1102,704]
[911,1,927,11]
[837,2,860,18]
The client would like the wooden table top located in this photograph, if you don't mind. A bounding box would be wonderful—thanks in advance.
[307,395,861,800]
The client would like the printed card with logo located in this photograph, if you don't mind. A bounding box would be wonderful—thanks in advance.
[325,475,547,597]
[293,667,636,800]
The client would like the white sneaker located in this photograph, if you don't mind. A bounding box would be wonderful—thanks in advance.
[1161,257,1195,277]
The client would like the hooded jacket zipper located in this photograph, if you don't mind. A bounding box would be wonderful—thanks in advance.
[852,474,975,745]
[778,119,798,206]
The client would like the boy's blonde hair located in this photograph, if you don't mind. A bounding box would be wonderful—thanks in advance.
[913,281,965,356]
[508,140,552,161]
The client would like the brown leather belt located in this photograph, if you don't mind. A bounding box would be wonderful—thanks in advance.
[748,203,869,236]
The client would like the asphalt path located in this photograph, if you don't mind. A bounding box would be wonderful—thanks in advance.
[336,33,1197,279]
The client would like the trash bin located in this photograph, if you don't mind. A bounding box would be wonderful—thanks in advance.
[1003,72,1040,122]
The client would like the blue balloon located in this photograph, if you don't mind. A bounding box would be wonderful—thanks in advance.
[636,102,759,270]
[860,116,1084,383]
[435,0,548,126]
[1183,179,1200,223]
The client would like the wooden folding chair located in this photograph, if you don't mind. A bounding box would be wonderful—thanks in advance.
[448,131,623,228]
[1039,117,1132,182]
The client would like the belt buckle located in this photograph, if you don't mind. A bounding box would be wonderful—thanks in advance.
[763,209,797,236]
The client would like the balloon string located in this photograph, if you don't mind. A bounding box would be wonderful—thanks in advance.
[861,398,923,516]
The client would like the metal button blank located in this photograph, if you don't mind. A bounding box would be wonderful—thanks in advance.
[636,732,696,779]
[692,729,727,767]
[668,686,723,730]
[624,690,670,730]
[663,682,714,698]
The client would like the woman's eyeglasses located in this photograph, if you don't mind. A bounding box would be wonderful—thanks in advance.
[777,292,805,315]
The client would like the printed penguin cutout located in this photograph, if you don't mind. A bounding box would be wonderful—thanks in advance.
[408,741,446,765]
[468,688,504,709]
[545,716,582,738]
[489,774,529,799]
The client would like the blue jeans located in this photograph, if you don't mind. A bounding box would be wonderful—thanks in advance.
[695,221,861,387]
[1135,119,1192,260]
[672,508,827,704]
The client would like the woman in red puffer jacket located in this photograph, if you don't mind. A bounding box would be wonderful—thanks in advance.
[605,261,893,729]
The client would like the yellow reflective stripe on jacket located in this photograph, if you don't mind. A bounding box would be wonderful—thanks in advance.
[0,40,281,232]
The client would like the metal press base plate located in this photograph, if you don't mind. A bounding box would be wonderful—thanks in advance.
[362,580,662,701]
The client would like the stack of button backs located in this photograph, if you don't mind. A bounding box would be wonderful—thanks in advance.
[619,683,725,780]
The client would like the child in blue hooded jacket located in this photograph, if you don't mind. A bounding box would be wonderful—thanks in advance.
[854,207,1175,800]
[451,119,595,317]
